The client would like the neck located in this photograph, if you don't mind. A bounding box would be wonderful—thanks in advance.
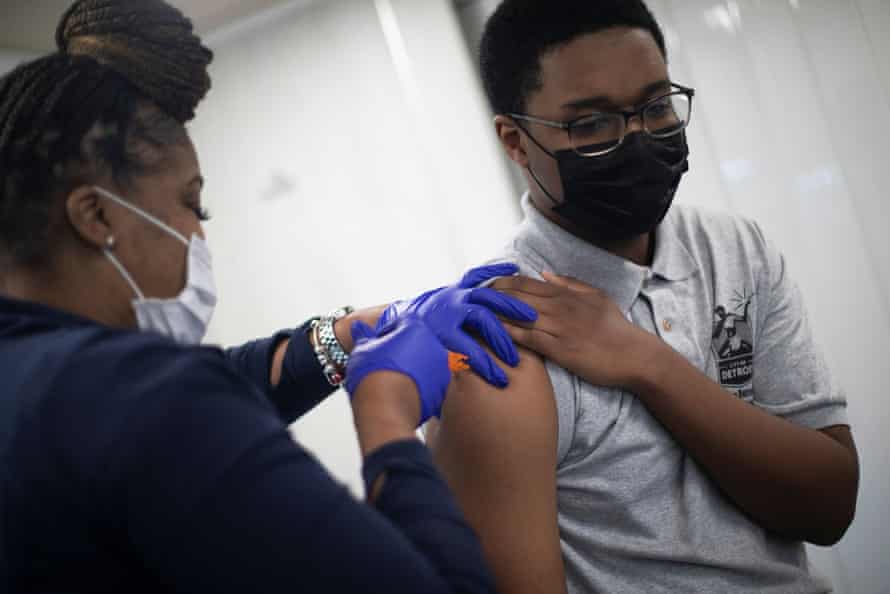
[535,200,654,266]
[0,255,137,329]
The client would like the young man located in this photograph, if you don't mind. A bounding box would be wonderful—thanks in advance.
[425,1,859,593]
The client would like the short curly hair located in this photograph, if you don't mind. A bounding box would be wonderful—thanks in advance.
[479,0,667,115]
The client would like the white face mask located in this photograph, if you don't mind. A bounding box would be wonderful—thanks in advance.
[94,186,217,345]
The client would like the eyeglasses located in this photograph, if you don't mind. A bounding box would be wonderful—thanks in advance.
[509,83,695,157]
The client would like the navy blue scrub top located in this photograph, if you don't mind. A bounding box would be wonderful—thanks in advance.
[0,295,495,594]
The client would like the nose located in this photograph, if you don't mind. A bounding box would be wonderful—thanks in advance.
[626,114,645,134]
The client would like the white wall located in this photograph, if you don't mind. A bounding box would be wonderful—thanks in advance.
[190,0,520,494]
[643,2,890,593]
[0,49,39,74]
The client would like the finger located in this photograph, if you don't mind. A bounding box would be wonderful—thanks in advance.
[350,320,377,343]
[502,317,561,340]
[541,270,598,294]
[375,302,401,332]
[496,316,536,331]
[503,323,560,358]
[539,270,571,288]
[468,287,538,322]
[412,287,445,308]
[459,263,520,289]
[464,306,519,367]
[491,289,559,320]
[489,274,564,297]
[446,332,509,388]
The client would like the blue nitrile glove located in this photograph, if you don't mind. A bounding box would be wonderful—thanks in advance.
[375,263,538,388]
[345,315,452,424]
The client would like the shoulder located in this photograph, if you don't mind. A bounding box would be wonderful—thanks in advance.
[669,203,769,248]
[59,329,242,395]
[482,245,547,280]
[32,329,280,489]
[667,203,779,275]
[43,329,269,439]
[428,346,556,466]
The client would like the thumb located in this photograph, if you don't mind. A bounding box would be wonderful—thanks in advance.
[460,262,520,289]
[350,320,377,343]
[376,303,400,333]
[541,270,596,294]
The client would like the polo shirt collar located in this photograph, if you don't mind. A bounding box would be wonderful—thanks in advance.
[513,194,697,314]
[650,210,698,282]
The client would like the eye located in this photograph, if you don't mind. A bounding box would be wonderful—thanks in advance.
[183,192,211,222]
[646,97,673,119]
[187,203,211,222]
[575,116,614,133]
[193,206,211,222]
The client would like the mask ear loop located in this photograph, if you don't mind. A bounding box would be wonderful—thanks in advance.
[103,235,146,300]
[93,186,190,247]
[521,123,644,219]
[511,119,562,207]
[526,165,561,207]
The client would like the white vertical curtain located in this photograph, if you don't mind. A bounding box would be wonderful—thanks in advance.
[640,2,889,592]
[189,0,521,494]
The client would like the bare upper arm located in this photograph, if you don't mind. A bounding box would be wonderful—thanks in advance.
[819,425,857,456]
[426,347,567,594]
[819,425,860,487]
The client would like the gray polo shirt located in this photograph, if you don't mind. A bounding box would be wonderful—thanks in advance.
[486,195,847,594]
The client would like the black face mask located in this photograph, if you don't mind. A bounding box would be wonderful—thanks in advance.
[528,131,690,241]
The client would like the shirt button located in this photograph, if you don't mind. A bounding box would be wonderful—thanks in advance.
[662,319,673,332]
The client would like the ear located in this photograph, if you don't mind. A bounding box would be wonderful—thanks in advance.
[64,185,111,249]
[494,115,529,168]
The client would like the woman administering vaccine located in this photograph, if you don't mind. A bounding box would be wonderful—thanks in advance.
[0,1,537,592]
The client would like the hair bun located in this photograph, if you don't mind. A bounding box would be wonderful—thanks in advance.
[55,0,213,122]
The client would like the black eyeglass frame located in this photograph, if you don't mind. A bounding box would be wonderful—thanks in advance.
[508,82,696,157]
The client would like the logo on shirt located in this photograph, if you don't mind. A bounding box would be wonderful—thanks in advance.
[712,290,754,391]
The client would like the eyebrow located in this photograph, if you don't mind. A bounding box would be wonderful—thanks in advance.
[561,79,672,112]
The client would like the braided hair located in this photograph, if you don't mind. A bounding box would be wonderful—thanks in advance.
[0,0,213,268]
